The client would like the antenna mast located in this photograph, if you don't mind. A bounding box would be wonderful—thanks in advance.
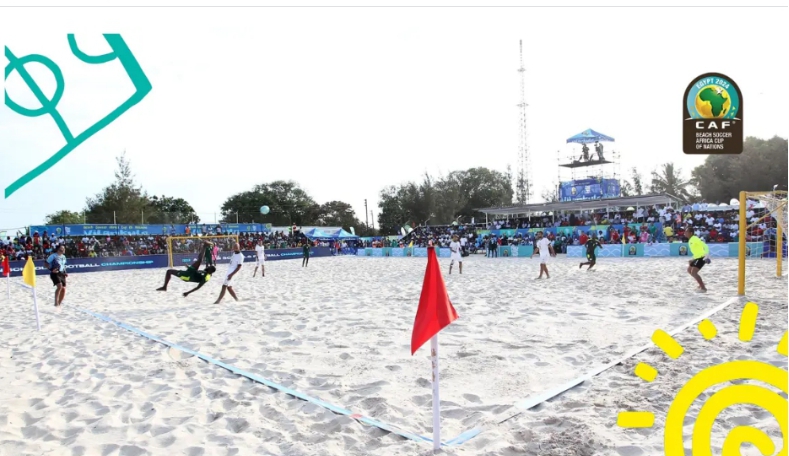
[516,40,532,205]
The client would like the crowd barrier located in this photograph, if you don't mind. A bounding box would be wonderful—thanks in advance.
[5,247,332,278]
[355,247,452,257]
[351,242,785,259]
[477,222,665,241]
[565,242,786,258]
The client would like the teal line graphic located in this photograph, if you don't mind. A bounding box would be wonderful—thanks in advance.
[4,34,151,198]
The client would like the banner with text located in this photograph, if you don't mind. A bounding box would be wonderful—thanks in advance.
[29,223,273,237]
[559,178,621,202]
[6,247,330,278]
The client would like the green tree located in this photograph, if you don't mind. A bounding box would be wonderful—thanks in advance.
[649,163,693,202]
[147,195,200,224]
[317,200,365,231]
[376,167,514,231]
[84,152,152,224]
[620,180,634,197]
[691,136,788,203]
[45,210,85,225]
[377,185,411,234]
[631,167,644,196]
[540,184,559,203]
[221,180,321,226]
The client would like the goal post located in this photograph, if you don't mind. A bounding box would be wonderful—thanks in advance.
[166,235,240,268]
[737,190,787,296]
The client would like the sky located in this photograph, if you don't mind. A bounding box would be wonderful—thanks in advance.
[1,4,787,231]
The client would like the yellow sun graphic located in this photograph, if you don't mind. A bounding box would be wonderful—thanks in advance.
[617,302,788,455]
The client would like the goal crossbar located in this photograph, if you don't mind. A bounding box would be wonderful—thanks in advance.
[166,235,240,268]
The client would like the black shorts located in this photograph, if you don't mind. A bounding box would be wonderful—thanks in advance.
[690,258,705,270]
[50,272,67,287]
[586,252,597,262]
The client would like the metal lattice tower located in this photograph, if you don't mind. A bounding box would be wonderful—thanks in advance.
[516,40,532,205]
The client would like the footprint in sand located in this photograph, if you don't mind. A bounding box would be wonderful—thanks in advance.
[462,393,482,403]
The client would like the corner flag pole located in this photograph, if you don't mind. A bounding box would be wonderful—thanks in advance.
[431,335,441,452]
[32,287,41,331]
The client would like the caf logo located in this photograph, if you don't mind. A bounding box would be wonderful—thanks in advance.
[746,245,752,256]
[628,245,637,256]
[679,246,688,256]
[683,73,743,155]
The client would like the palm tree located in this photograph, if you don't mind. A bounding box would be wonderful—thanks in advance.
[650,163,694,202]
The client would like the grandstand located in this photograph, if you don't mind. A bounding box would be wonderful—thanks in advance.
[475,194,683,222]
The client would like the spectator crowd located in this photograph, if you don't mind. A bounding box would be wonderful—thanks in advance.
[2,201,782,262]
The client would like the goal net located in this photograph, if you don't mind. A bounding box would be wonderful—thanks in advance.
[166,235,240,268]
[738,190,787,296]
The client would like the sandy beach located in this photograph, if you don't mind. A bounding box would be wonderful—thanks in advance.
[1,255,786,456]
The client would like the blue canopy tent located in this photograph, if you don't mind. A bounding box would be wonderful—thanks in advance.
[566,129,615,144]
[303,228,334,240]
[337,229,359,240]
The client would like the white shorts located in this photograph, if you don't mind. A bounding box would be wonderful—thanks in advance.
[450,255,462,263]
[539,254,549,264]
[256,257,265,266]
[223,275,235,287]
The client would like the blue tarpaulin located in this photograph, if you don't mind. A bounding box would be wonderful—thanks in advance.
[566,129,615,144]
[304,228,349,240]
[337,229,359,240]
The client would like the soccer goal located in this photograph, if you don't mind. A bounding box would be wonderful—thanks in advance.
[166,235,240,268]
[737,190,787,296]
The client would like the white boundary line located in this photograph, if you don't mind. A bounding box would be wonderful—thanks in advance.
[448,296,742,445]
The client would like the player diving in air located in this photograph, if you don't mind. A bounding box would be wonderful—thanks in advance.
[157,241,217,297]
[579,234,603,270]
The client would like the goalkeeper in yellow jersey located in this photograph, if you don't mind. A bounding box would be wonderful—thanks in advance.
[685,226,710,293]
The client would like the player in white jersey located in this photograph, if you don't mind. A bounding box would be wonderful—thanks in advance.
[215,243,244,304]
[535,231,555,279]
[449,235,463,274]
[253,239,265,278]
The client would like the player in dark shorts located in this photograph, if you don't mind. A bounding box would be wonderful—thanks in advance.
[157,242,217,297]
[686,225,710,292]
[579,235,603,270]
[302,241,310,267]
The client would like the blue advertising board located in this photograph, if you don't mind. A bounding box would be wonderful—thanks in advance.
[6,247,331,278]
[28,223,272,237]
[559,178,621,202]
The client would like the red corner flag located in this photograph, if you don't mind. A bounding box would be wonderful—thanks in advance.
[2,255,9,277]
[411,246,458,355]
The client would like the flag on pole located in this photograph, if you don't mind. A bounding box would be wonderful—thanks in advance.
[411,246,458,354]
[21,257,41,331]
[411,246,458,452]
